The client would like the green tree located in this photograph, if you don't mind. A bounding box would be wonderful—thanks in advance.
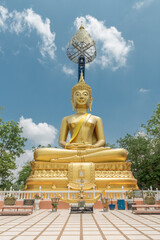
[105,142,116,148]
[141,103,160,188]
[15,161,32,190]
[32,144,52,151]
[142,103,160,141]
[117,102,160,190]
[0,119,27,190]
[117,133,160,189]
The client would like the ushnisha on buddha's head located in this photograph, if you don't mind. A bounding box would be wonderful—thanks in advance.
[71,72,93,112]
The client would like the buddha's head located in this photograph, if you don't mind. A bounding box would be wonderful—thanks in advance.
[71,72,93,112]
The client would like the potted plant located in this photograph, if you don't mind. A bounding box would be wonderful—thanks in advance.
[102,198,109,212]
[125,190,135,203]
[109,198,115,210]
[34,193,41,210]
[125,190,136,210]
[51,198,59,212]
[144,191,156,205]
[101,194,109,212]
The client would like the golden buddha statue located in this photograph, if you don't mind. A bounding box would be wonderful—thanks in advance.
[34,72,127,163]
[25,25,138,192]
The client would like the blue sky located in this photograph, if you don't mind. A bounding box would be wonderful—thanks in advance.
[0,0,160,166]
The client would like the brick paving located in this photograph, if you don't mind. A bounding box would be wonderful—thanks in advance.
[0,210,160,240]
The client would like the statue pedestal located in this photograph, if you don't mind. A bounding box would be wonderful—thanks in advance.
[25,161,138,191]
[95,162,138,190]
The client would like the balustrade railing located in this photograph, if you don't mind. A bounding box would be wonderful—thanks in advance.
[0,189,159,201]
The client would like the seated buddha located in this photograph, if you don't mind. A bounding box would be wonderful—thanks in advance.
[34,72,127,163]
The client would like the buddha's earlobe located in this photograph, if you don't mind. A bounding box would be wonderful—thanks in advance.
[71,98,75,112]
[89,98,93,112]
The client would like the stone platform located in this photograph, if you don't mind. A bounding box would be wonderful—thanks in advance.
[0,209,160,240]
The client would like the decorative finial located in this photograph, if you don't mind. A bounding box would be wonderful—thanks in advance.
[79,21,84,30]
[79,25,84,30]
[67,20,96,81]
[67,24,96,64]
[79,71,85,82]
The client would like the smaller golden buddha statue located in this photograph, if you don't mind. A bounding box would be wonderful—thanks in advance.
[34,72,127,163]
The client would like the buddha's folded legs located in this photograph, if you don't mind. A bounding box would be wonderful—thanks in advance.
[34,148,76,161]
[34,147,108,161]
[50,148,127,163]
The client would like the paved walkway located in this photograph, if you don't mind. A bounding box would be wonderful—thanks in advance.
[0,210,160,240]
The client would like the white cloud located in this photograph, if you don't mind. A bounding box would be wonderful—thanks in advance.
[19,116,58,146]
[62,65,75,76]
[74,15,134,70]
[0,6,8,30]
[0,6,56,59]
[133,0,154,10]
[139,88,150,93]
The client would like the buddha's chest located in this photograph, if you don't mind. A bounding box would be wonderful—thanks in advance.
[68,116,96,133]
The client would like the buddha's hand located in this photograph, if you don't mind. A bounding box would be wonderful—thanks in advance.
[65,143,80,149]
[65,143,94,150]
[76,143,94,149]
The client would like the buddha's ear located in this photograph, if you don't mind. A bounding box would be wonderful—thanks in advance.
[71,98,75,112]
[89,97,93,112]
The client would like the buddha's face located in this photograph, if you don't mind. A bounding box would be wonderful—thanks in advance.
[71,89,92,112]
[74,90,90,106]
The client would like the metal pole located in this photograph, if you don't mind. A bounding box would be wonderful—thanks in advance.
[78,56,85,81]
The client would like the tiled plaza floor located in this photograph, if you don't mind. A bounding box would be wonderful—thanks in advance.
[0,209,160,240]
